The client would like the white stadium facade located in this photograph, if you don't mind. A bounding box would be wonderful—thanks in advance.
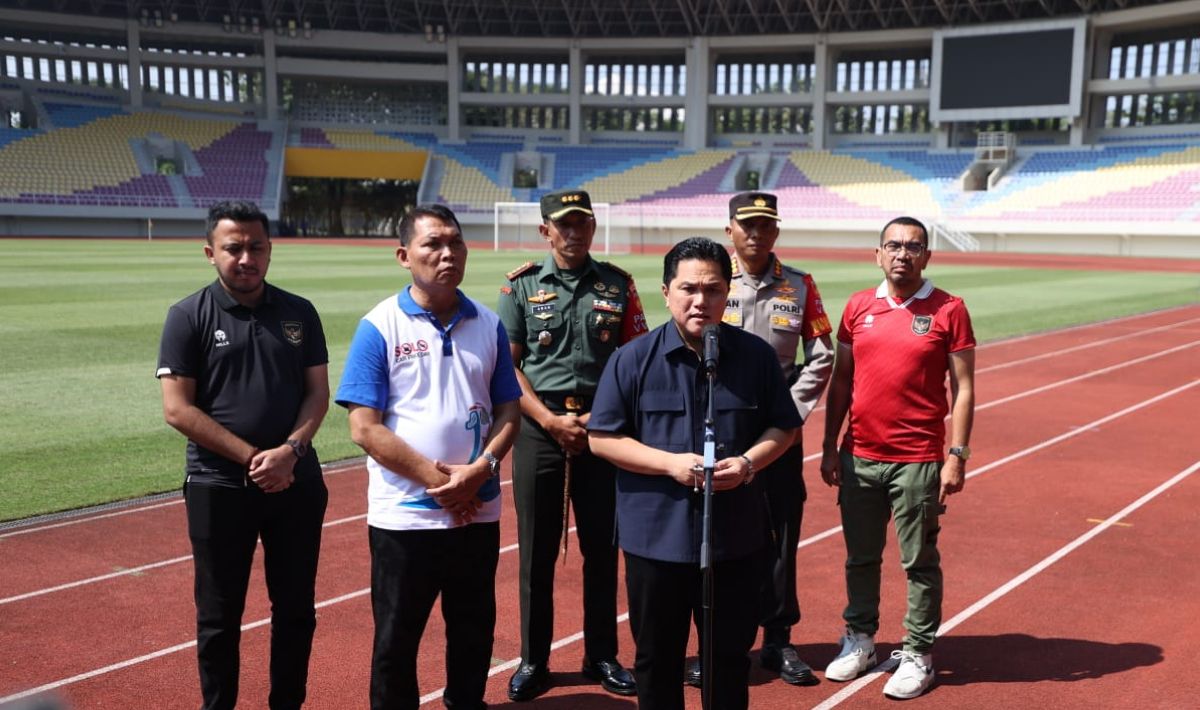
[1,0,1198,256]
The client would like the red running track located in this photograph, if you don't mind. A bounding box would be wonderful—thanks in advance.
[1,304,1198,709]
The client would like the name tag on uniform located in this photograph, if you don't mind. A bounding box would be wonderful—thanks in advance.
[531,303,555,320]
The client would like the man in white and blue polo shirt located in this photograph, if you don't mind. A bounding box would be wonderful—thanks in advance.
[336,203,522,710]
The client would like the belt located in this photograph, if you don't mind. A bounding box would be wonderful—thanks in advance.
[538,392,592,414]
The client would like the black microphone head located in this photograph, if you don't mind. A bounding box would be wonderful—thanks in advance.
[702,323,720,370]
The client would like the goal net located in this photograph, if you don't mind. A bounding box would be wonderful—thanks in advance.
[493,201,620,254]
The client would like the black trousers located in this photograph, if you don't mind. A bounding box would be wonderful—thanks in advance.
[626,551,760,710]
[759,443,807,646]
[368,522,500,710]
[184,474,328,710]
[512,414,619,665]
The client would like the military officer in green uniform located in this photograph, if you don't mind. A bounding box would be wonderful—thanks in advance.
[685,192,835,689]
[498,189,648,702]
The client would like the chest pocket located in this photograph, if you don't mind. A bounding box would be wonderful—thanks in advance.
[714,388,759,456]
[766,298,803,354]
[586,292,625,350]
[638,390,687,452]
[525,300,565,348]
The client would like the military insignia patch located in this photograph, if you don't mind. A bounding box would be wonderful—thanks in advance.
[538,330,553,346]
[599,330,612,343]
[721,311,743,326]
[775,284,796,295]
[281,321,303,346]
[592,299,624,314]
[500,286,513,295]
[528,290,558,304]
[912,315,933,335]
[594,282,608,293]
[532,303,555,320]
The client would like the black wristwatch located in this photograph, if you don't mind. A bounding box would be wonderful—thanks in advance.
[948,445,971,462]
[286,439,309,459]
[482,451,500,478]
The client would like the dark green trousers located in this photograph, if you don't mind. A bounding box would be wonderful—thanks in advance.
[512,414,620,665]
[838,451,943,653]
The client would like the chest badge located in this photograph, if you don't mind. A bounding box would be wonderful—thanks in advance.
[538,330,553,346]
[282,321,303,346]
[214,329,230,348]
[911,315,932,336]
[528,290,558,304]
[593,282,608,293]
[531,303,556,320]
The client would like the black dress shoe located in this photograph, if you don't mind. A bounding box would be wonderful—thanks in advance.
[760,645,819,686]
[581,658,637,696]
[683,658,702,688]
[508,662,551,702]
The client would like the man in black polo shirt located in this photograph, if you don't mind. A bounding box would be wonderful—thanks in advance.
[157,200,330,710]
[589,237,802,710]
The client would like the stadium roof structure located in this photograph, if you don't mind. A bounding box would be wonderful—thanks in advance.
[0,0,1172,38]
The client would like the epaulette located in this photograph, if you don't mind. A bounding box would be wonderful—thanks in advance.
[601,261,633,280]
[779,261,810,277]
[505,261,538,281]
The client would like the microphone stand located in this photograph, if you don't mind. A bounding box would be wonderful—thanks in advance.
[700,360,717,710]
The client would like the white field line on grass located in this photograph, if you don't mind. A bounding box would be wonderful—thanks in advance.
[814,455,1200,710]
[5,337,1198,607]
[7,307,1196,542]
[3,376,1192,706]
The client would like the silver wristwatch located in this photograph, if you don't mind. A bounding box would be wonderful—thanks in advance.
[482,451,501,477]
[948,445,971,462]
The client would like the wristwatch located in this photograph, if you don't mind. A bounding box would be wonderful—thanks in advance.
[482,451,501,478]
[948,445,971,462]
[286,438,309,459]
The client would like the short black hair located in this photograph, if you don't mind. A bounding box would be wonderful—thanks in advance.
[662,237,732,286]
[205,200,269,243]
[880,216,929,246]
[399,204,462,246]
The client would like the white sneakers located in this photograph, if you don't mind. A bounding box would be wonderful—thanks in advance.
[882,649,935,700]
[824,627,876,681]
[824,629,935,700]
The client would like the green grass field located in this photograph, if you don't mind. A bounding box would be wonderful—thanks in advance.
[0,238,1196,522]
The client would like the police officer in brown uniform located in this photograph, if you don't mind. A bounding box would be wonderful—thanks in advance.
[498,189,649,701]
[686,192,834,688]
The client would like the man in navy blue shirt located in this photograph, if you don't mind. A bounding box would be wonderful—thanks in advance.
[589,237,802,710]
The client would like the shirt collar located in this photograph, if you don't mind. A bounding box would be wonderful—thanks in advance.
[208,279,273,311]
[539,253,598,283]
[875,278,933,301]
[398,285,477,318]
[732,253,781,284]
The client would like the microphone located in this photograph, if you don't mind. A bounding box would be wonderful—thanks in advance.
[702,323,720,374]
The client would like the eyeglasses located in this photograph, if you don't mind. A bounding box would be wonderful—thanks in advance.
[881,240,926,256]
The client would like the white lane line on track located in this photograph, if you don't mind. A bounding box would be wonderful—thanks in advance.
[6,339,1196,607]
[798,379,1200,550]
[419,612,632,706]
[0,460,367,540]
[6,307,1197,541]
[976,317,1200,374]
[0,513,366,606]
[5,380,1194,705]
[814,456,1200,710]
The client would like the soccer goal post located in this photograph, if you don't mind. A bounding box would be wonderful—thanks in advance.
[494,201,613,254]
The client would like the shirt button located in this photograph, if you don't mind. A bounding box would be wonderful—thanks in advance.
[574,344,581,350]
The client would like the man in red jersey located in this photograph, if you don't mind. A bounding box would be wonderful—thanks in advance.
[819,216,976,701]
